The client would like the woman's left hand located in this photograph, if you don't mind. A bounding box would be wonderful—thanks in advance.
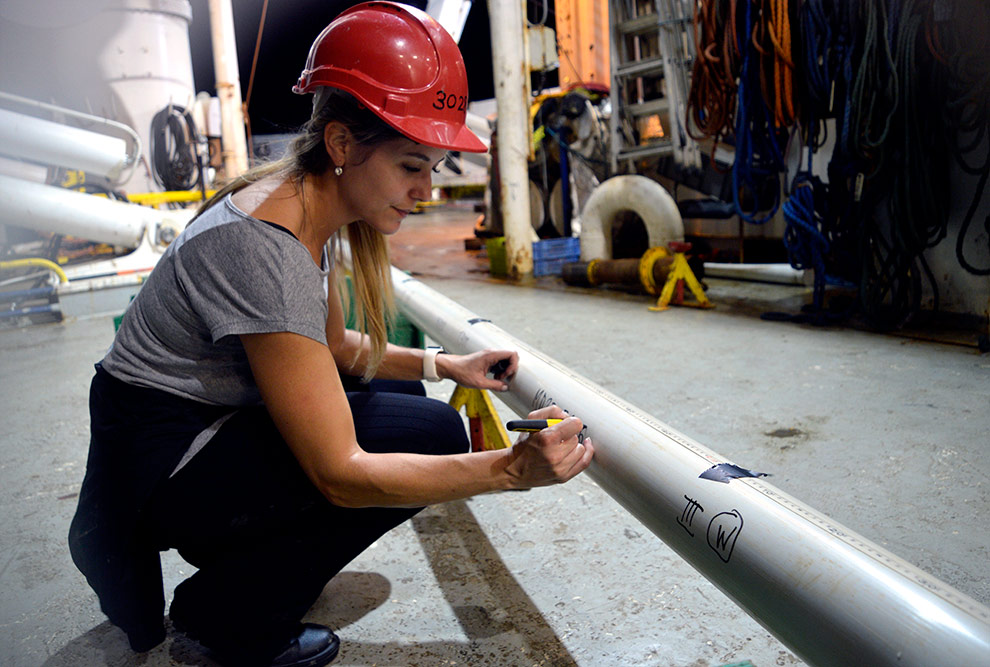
[436,349,518,391]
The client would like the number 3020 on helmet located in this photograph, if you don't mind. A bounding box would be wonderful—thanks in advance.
[293,1,488,154]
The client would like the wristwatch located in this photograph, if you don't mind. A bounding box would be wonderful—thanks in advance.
[422,346,445,382]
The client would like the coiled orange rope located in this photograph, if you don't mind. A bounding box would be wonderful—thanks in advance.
[752,0,797,127]
[687,0,742,144]
[688,0,798,140]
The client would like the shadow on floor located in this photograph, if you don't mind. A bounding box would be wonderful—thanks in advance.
[44,501,574,666]
[412,500,578,666]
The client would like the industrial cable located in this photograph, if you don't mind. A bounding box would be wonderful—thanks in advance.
[953,166,990,276]
[781,123,852,324]
[782,171,829,312]
[687,0,787,221]
[149,104,201,193]
[947,34,990,278]
[782,0,911,325]
[854,0,953,328]
[731,0,785,224]
[793,0,932,327]
[815,0,873,295]
[790,0,848,305]
[927,0,990,276]
[818,0,894,322]
[685,0,985,326]
[752,0,797,128]
[889,2,948,251]
[842,3,907,327]
[847,0,899,173]
[797,0,840,150]
[687,0,741,146]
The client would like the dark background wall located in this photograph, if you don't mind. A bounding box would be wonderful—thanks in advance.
[187,0,497,135]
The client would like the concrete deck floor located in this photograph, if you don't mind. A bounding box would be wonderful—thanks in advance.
[1,206,988,666]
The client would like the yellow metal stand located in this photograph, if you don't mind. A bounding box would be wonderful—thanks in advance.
[448,385,512,452]
[650,242,714,311]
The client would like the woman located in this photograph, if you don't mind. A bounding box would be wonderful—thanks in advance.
[68,3,593,667]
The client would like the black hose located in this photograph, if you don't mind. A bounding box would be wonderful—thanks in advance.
[149,104,201,192]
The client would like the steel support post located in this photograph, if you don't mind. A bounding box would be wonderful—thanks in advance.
[487,0,533,277]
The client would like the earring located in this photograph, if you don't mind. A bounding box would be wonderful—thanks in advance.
[334,165,343,176]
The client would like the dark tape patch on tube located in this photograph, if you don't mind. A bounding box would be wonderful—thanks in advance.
[700,463,769,484]
[467,318,491,325]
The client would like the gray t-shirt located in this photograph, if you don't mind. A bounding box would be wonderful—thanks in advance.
[102,195,330,406]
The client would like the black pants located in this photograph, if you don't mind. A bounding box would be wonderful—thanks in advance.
[73,370,468,664]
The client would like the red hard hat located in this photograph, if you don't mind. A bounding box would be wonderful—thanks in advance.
[293,1,487,153]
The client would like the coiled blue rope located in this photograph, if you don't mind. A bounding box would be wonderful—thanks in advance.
[731,0,785,225]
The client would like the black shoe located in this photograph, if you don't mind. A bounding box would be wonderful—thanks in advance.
[269,624,340,667]
[172,612,339,667]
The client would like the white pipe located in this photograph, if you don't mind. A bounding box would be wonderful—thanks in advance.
[0,175,148,247]
[0,91,142,186]
[208,0,249,178]
[704,262,808,285]
[391,267,990,666]
[95,0,196,193]
[0,156,48,184]
[0,108,129,180]
[487,0,533,276]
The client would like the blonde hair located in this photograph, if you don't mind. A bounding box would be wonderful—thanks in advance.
[196,89,404,380]
[337,222,394,381]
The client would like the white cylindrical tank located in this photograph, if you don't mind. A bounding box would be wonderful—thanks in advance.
[97,0,196,193]
[0,0,196,193]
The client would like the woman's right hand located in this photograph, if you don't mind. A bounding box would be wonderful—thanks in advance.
[242,332,593,507]
[504,406,594,488]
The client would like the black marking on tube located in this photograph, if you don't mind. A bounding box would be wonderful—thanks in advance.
[700,463,769,484]
[532,388,555,410]
[467,318,491,325]
[707,510,743,562]
[677,495,704,537]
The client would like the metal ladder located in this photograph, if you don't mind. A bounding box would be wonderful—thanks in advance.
[608,0,701,175]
